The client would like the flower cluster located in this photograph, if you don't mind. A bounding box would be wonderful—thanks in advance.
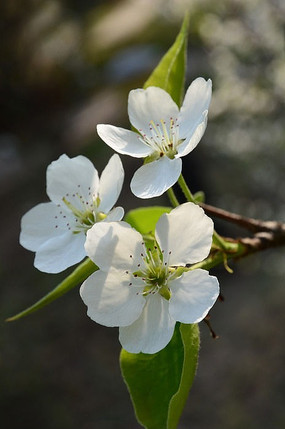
[20,78,219,353]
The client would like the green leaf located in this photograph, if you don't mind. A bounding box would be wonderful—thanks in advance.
[144,14,188,107]
[124,206,172,237]
[6,258,97,322]
[193,191,205,203]
[167,324,200,429]
[120,323,200,429]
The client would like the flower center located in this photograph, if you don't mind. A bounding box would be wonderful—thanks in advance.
[59,193,106,234]
[131,244,178,301]
[138,118,184,161]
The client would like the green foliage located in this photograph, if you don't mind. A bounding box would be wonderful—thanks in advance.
[167,324,200,428]
[120,323,199,429]
[193,191,205,203]
[6,258,97,321]
[124,206,171,238]
[144,14,188,107]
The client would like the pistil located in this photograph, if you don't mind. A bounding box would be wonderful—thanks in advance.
[62,195,106,233]
[131,243,173,300]
[138,117,182,160]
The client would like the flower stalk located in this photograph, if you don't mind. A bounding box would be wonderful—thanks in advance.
[167,187,179,208]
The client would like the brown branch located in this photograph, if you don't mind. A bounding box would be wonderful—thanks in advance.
[189,222,285,273]
[200,202,285,235]
[239,229,285,252]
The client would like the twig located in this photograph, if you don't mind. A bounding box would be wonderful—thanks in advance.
[200,202,285,235]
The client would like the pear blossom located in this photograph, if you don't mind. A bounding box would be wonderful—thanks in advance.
[20,154,124,273]
[80,202,219,354]
[97,77,212,199]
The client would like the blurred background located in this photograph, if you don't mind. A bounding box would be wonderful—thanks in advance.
[1,0,285,428]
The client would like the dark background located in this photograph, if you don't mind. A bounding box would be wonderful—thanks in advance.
[1,1,285,428]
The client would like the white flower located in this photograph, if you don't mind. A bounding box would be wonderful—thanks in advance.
[80,202,219,354]
[97,77,212,199]
[20,154,124,273]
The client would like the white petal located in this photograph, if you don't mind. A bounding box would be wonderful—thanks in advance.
[128,87,179,137]
[34,231,86,273]
[80,268,145,327]
[169,269,219,323]
[176,112,208,158]
[103,206,124,222]
[119,294,176,354]
[98,154,124,213]
[46,154,99,209]
[20,202,74,251]
[178,78,212,140]
[155,202,213,266]
[130,156,182,199]
[97,124,152,158]
[85,221,144,272]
